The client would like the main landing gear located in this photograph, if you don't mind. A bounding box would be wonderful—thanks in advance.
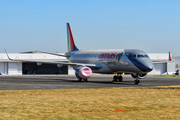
[112,74,141,85]
[78,78,88,82]
[112,74,123,82]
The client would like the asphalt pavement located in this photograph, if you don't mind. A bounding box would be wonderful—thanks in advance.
[0,75,180,90]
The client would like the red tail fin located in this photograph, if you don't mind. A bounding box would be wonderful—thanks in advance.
[67,23,79,52]
[169,52,172,61]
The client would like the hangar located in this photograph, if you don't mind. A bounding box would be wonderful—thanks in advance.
[173,56,180,71]
[148,53,175,75]
[0,53,68,75]
[0,52,176,75]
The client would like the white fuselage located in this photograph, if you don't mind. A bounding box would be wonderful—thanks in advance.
[68,49,152,74]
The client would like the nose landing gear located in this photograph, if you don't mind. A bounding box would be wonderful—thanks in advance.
[134,78,140,85]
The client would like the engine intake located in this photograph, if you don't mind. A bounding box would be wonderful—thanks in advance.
[131,73,147,79]
[75,67,92,79]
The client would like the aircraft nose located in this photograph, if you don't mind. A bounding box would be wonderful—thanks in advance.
[142,63,153,72]
[131,59,153,72]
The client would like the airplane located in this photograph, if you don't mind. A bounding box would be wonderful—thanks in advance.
[5,23,153,84]
[162,69,179,75]
[162,52,179,75]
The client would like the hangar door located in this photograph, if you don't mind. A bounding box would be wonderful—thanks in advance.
[0,63,8,75]
[22,63,68,75]
[150,63,166,75]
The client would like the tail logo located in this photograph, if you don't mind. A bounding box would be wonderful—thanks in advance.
[67,23,79,52]
[169,52,172,62]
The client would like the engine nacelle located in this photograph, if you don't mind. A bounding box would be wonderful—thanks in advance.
[131,73,147,79]
[75,67,92,79]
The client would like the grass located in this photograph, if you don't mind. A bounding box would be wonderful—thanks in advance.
[154,75,180,77]
[0,86,180,120]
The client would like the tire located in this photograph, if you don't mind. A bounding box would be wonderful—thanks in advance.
[134,80,139,85]
[113,76,117,82]
[78,78,82,82]
[118,76,123,82]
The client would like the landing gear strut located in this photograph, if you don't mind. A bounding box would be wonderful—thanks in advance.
[112,74,123,82]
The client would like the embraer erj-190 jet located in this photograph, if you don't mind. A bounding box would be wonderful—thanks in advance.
[6,23,153,84]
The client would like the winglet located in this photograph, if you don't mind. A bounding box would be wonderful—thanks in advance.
[67,23,79,52]
[169,52,172,62]
[4,49,13,60]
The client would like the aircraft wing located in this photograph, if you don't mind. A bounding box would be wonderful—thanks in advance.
[7,58,100,69]
[5,50,101,69]
[20,50,68,57]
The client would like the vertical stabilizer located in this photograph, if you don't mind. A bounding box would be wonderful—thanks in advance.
[169,52,172,61]
[67,23,79,52]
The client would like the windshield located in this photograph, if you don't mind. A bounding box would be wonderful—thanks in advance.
[129,54,150,59]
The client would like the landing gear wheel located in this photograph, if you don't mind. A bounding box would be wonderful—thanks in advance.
[112,76,118,82]
[118,76,123,82]
[138,80,140,83]
[134,80,139,85]
[78,78,82,82]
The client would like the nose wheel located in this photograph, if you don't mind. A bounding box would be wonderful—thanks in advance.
[134,78,140,84]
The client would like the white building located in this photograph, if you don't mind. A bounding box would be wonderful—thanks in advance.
[173,56,180,70]
[0,53,175,75]
[148,53,175,75]
[0,53,68,75]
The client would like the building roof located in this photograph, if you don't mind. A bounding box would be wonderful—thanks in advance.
[0,53,68,62]
[148,53,171,62]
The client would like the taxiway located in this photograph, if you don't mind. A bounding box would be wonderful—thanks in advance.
[0,75,179,90]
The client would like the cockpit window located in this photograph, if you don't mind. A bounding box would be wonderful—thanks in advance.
[132,54,136,58]
[144,54,149,58]
[131,54,150,59]
[129,54,149,59]
[137,54,145,58]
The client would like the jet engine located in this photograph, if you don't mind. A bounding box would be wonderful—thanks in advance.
[131,73,147,79]
[75,66,92,79]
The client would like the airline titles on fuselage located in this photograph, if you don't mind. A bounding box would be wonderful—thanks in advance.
[98,52,124,65]
[73,52,124,65]
[99,53,117,59]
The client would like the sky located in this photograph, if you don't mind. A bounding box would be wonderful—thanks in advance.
[0,0,180,56]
